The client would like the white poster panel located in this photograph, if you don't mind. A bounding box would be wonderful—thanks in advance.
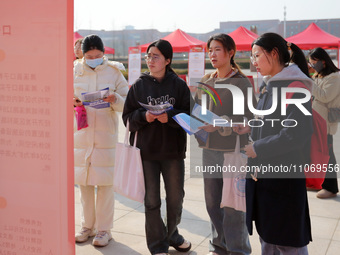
[128,47,141,86]
[0,1,75,254]
[188,46,205,86]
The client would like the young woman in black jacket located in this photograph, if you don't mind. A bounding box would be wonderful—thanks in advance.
[123,39,192,255]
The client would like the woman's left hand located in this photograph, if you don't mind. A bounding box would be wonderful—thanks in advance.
[244,144,257,158]
[103,94,116,103]
[156,113,168,123]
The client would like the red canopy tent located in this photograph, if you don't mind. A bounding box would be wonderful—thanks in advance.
[103,46,115,55]
[139,29,206,53]
[74,32,83,44]
[73,32,115,55]
[286,23,340,49]
[228,26,259,51]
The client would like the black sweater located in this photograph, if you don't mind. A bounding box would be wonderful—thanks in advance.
[122,71,193,160]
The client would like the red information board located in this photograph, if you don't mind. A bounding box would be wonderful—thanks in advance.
[0,1,75,254]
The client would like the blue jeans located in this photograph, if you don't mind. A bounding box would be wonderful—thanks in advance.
[260,238,308,255]
[203,149,251,255]
[142,159,185,254]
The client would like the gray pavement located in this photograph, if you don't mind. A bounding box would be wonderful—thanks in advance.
[75,102,340,255]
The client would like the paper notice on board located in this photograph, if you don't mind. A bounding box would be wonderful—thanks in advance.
[188,49,205,86]
[128,47,141,85]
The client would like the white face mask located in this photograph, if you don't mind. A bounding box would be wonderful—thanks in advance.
[86,57,103,68]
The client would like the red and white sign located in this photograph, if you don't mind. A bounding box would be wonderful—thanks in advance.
[128,47,141,86]
[188,45,205,86]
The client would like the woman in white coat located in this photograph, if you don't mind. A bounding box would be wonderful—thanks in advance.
[309,47,340,199]
[73,34,129,247]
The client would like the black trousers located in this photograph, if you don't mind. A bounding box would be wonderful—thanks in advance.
[322,135,339,193]
[142,159,185,254]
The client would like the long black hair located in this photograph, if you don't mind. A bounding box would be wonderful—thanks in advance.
[309,47,340,77]
[146,39,174,73]
[207,33,245,76]
[252,33,309,77]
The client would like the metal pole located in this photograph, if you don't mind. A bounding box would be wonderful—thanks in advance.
[284,6,287,38]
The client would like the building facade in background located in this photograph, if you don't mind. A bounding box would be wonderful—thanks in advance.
[77,18,340,58]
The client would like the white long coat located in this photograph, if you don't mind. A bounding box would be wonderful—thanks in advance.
[73,57,129,186]
[312,72,340,135]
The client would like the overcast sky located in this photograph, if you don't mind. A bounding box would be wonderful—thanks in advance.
[74,0,340,33]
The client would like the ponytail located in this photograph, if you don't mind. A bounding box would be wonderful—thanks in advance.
[253,33,309,77]
[231,57,246,76]
[290,43,309,77]
[167,66,178,76]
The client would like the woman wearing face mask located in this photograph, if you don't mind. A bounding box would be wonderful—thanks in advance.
[309,47,340,199]
[123,39,192,255]
[195,33,254,255]
[73,34,129,247]
[234,33,313,255]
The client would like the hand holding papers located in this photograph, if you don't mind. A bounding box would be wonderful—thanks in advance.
[172,103,231,143]
[138,101,173,115]
[172,112,204,135]
[172,112,209,143]
[191,104,230,128]
[82,87,110,109]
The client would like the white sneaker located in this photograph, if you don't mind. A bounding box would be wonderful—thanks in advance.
[92,231,112,247]
[75,227,96,243]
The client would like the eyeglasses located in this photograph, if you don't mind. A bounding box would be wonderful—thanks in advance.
[250,49,267,65]
[144,55,161,62]
[250,55,259,65]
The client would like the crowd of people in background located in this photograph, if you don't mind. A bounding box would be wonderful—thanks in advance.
[72,32,340,255]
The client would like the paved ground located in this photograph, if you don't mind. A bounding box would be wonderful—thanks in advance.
[75,84,340,255]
